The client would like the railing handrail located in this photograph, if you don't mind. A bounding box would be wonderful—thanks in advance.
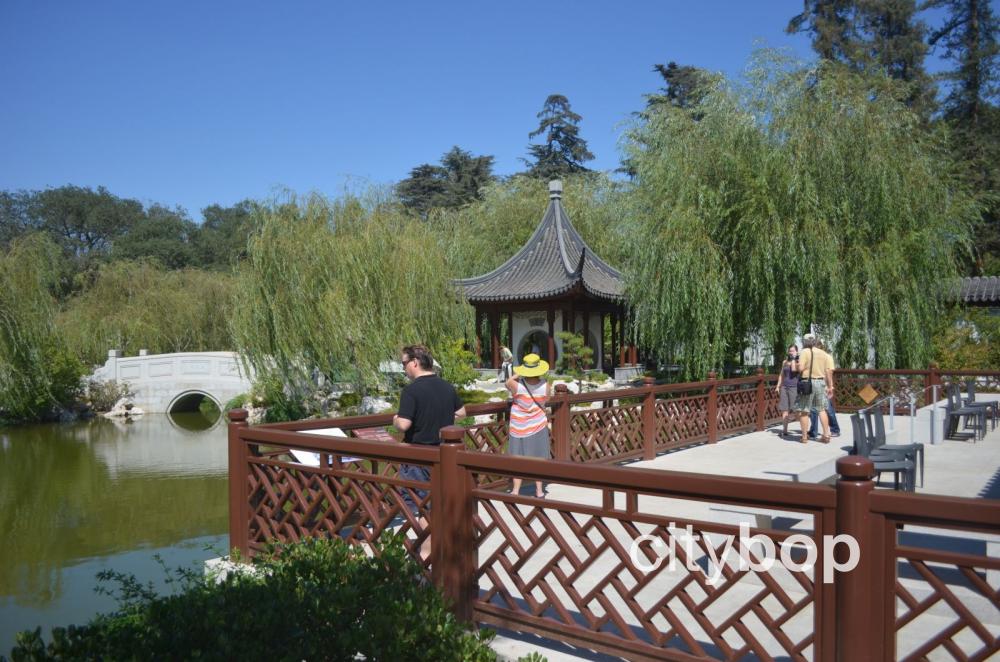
[458,450,836,510]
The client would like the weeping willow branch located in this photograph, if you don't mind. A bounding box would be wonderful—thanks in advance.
[623,51,978,376]
[230,191,472,397]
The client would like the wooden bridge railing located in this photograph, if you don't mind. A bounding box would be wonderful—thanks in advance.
[227,415,1000,661]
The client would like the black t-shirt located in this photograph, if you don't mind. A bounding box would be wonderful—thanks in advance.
[397,374,463,444]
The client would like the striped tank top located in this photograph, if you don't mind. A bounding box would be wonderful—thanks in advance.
[509,379,549,438]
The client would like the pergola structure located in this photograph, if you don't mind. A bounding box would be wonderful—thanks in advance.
[455,180,638,371]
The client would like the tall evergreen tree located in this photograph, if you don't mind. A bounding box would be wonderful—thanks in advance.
[926,0,1000,272]
[646,62,712,114]
[522,94,595,179]
[397,146,495,217]
[788,0,934,113]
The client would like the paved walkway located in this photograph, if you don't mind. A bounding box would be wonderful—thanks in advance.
[489,396,1000,660]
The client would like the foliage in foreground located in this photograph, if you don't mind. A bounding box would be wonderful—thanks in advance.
[0,235,84,423]
[623,51,980,377]
[5,537,501,662]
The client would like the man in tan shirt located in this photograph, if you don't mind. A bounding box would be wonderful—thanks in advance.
[794,333,835,443]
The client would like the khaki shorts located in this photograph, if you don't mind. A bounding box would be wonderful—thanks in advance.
[794,380,828,413]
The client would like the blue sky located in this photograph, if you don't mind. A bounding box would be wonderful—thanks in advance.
[0,1,945,221]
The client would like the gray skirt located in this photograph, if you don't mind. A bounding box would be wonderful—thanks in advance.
[508,427,550,459]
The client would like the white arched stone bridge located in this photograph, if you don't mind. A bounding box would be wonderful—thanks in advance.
[91,350,254,413]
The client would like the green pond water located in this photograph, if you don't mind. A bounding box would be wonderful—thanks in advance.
[0,412,229,653]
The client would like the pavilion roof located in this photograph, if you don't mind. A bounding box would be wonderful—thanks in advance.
[456,181,624,304]
[959,276,1000,305]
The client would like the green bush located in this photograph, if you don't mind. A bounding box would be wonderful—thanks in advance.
[337,391,361,409]
[435,338,480,387]
[6,536,499,662]
[86,378,134,412]
[250,375,307,423]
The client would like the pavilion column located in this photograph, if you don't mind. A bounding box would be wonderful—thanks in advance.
[489,309,500,368]
[474,307,483,367]
[582,309,590,365]
[619,311,627,366]
[547,307,556,364]
[599,312,606,370]
[610,313,617,369]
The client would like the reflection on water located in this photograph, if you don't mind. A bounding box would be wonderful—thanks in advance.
[169,409,221,432]
[0,415,229,652]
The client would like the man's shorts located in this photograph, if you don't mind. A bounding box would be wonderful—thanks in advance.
[794,379,828,414]
[398,464,431,517]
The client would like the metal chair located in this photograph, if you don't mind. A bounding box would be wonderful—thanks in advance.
[944,384,986,442]
[963,380,998,432]
[849,414,915,492]
[863,408,924,488]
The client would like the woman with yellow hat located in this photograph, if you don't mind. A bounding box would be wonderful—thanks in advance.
[505,353,551,497]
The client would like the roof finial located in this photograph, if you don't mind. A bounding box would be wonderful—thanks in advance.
[548,180,562,199]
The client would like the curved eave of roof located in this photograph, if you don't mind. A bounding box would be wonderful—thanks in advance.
[454,197,624,303]
[956,276,1000,304]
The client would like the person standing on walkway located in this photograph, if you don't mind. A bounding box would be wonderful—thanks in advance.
[808,339,841,439]
[392,345,466,554]
[795,333,835,444]
[506,353,551,498]
[775,344,801,438]
[498,345,514,383]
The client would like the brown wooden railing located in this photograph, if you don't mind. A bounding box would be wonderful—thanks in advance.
[228,413,999,661]
[834,365,1000,412]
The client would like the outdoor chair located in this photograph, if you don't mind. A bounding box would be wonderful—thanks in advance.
[863,408,924,488]
[944,384,986,442]
[963,380,998,433]
[849,414,916,492]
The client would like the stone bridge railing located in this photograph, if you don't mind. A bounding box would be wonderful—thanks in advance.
[91,349,253,413]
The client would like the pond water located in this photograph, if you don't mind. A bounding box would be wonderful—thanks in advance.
[0,412,229,653]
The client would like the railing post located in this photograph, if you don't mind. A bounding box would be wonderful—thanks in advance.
[755,367,766,432]
[835,456,878,661]
[551,384,571,461]
[435,427,475,622]
[642,376,656,460]
[707,371,718,443]
[227,408,250,560]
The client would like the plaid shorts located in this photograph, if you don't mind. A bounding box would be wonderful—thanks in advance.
[795,379,828,413]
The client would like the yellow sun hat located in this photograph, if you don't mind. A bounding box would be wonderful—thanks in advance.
[514,353,549,377]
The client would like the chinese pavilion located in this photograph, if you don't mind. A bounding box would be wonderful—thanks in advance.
[456,180,638,371]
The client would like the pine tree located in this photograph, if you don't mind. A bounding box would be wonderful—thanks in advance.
[925,0,1000,272]
[788,0,934,114]
[523,94,595,179]
[397,147,495,218]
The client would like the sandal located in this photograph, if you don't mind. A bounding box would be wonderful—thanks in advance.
[820,435,831,444]
[800,435,809,444]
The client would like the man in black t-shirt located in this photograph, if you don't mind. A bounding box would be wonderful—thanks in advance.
[392,345,466,555]
[393,345,465,444]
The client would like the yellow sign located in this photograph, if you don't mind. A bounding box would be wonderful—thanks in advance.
[858,384,879,404]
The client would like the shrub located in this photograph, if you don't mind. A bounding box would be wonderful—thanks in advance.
[250,374,307,423]
[86,379,135,412]
[456,387,492,405]
[6,536,499,661]
[435,338,480,387]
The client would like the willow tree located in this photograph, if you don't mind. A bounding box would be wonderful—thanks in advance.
[623,52,978,377]
[58,260,236,365]
[0,234,83,421]
[230,191,472,396]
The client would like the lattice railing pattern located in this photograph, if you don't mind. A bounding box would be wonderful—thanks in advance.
[569,404,643,463]
[473,490,819,660]
[245,454,432,572]
[763,382,782,423]
[463,422,511,487]
[939,373,1000,395]
[835,373,928,411]
[654,395,709,450]
[892,536,1000,661]
[717,387,757,434]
